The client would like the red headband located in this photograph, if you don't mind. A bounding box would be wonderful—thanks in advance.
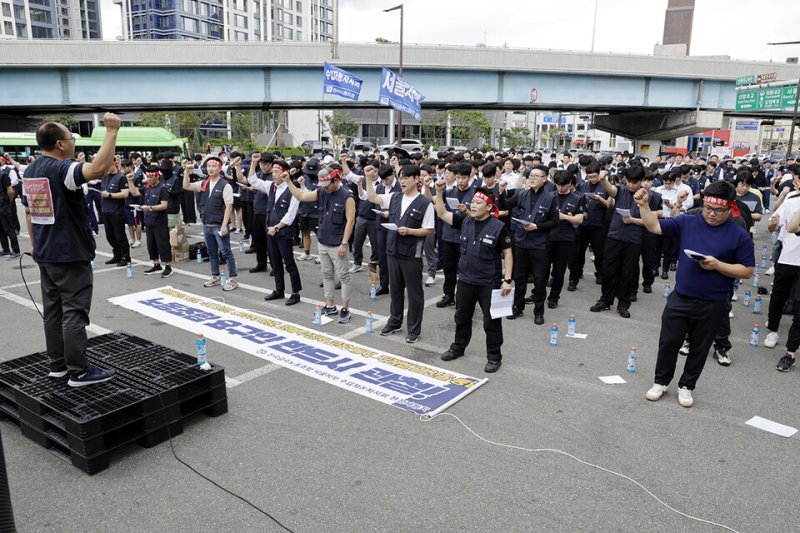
[704,196,729,207]
[320,169,342,183]
[473,192,500,218]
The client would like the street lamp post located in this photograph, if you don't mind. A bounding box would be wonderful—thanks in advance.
[384,4,404,146]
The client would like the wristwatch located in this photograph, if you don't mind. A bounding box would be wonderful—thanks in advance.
[503,278,512,284]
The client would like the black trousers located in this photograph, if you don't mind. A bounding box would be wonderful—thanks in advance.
[600,237,640,309]
[145,220,172,263]
[251,214,269,268]
[654,291,727,390]
[548,240,575,303]
[451,280,503,361]
[713,298,734,353]
[268,236,302,294]
[640,233,661,289]
[377,228,389,289]
[513,246,549,313]
[40,262,93,374]
[386,255,425,336]
[353,217,378,265]
[569,226,606,284]
[766,263,800,352]
[242,201,253,237]
[661,235,679,272]
[102,212,130,262]
[441,241,461,298]
[181,190,197,223]
[0,205,19,254]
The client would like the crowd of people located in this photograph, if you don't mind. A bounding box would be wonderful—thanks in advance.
[7,117,800,405]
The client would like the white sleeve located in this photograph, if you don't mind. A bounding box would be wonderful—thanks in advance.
[280,196,300,226]
[378,193,393,210]
[680,185,693,210]
[421,203,435,229]
[222,183,234,205]
[247,176,272,193]
[64,162,82,191]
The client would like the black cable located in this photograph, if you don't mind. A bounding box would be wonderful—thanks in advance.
[155,393,294,533]
[19,253,43,319]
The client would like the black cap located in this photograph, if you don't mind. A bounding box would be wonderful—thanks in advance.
[303,158,320,175]
[390,147,410,160]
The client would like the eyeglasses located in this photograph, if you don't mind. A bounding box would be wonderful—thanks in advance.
[703,204,729,215]
[60,136,76,142]
[529,173,547,179]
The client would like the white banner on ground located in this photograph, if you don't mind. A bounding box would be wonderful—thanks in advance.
[109,287,487,416]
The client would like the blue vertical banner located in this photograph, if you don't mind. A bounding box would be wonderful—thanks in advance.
[378,67,425,121]
[322,62,363,101]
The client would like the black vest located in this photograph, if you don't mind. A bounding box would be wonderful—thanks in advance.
[265,185,294,239]
[203,178,228,226]
[143,182,167,226]
[252,171,269,216]
[385,193,430,259]
[512,188,556,250]
[100,172,126,215]
[316,185,351,246]
[442,186,477,243]
[458,216,506,286]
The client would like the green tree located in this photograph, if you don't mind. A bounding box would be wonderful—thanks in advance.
[139,111,224,152]
[375,37,396,44]
[501,127,531,149]
[323,112,359,152]
[449,111,491,145]
[37,114,77,129]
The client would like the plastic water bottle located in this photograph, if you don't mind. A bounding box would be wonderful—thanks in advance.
[365,311,375,334]
[761,244,768,269]
[549,323,558,346]
[663,282,671,298]
[750,323,760,347]
[567,314,576,337]
[196,333,207,366]
[626,346,638,373]
[90,260,96,271]
[743,289,752,307]
[220,271,228,287]
[753,266,760,288]
[126,262,133,279]
[238,241,245,253]
[313,304,322,326]
[196,250,203,264]
[753,296,762,314]
[370,284,377,301]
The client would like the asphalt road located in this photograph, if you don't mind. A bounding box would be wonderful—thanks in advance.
[1,211,797,533]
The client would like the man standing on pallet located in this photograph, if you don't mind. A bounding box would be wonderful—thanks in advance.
[23,114,120,387]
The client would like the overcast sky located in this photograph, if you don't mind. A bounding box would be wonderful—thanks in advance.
[100,0,800,62]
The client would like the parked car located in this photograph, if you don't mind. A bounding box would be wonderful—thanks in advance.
[378,139,424,153]
[436,145,469,153]
[347,141,375,152]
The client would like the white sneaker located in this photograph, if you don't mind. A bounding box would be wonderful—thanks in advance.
[645,384,668,401]
[679,340,690,356]
[731,292,738,301]
[729,309,734,319]
[764,331,779,348]
[297,253,313,261]
[203,276,221,288]
[222,277,239,291]
[348,264,364,273]
[766,266,775,276]
[425,276,436,286]
[678,386,694,408]
[131,240,141,248]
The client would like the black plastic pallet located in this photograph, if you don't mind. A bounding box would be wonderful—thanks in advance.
[0,331,227,475]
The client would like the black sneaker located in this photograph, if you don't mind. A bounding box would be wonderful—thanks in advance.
[714,349,731,366]
[104,257,119,265]
[590,300,610,312]
[285,293,301,306]
[321,305,338,316]
[617,306,631,319]
[567,282,577,292]
[68,364,115,387]
[436,295,455,308]
[160,265,173,278]
[405,333,419,344]
[525,295,535,304]
[338,308,352,324]
[380,325,401,336]
[375,286,390,296]
[776,354,795,372]
[264,291,285,301]
[144,265,163,275]
[547,300,558,309]
[534,313,545,325]
[484,360,502,373]
[661,271,669,280]
[643,285,652,294]
[506,310,523,320]
[440,350,463,361]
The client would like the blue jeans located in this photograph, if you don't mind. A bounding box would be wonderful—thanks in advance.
[203,224,237,278]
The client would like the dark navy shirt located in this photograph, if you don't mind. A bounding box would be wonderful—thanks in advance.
[659,214,755,302]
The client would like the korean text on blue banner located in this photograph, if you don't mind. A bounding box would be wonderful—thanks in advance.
[323,62,363,101]
[378,67,424,121]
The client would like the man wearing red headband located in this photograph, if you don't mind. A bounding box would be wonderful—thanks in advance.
[434,183,513,373]
[636,180,754,408]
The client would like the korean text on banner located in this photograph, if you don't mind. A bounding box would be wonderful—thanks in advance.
[22,178,56,225]
[109,287,487,416]
[378,67,425,121]
[323,62,363,101]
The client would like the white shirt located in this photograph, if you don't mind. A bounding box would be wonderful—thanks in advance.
[499,172,520,190]
[375,191,435,229]
[775,193,800,266]
[247,176,299,226]
[655,183,693,213]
